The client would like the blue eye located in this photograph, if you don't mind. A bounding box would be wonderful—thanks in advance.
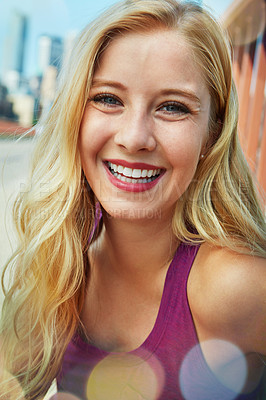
[160,102,190,115]
[92,94,122,106]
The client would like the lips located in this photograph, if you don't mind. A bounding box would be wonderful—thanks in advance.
[103,159,165,192]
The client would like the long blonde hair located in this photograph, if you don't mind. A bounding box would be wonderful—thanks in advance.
[1,0,265,398]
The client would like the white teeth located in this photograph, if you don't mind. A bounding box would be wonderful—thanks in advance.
[132,169,141,178]
[123,167,132,177]
[107,162,161,183]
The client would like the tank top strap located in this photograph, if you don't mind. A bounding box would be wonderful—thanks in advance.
[165,241,200,300]
[137,241,200,354]
[161,241,201,339]
[170,241,200,276]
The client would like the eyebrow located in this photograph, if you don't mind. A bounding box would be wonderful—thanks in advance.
[159,89,201,104]
[91,79,127,91]
[91,79,201,104]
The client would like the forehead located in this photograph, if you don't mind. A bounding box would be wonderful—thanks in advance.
[93,29,208,98]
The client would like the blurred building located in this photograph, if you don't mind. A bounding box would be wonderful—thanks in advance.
[7,93,34,127]
[0,10,34,127]
[40,65,58,114]
[38,35,64,75]
[3,11,28,92]
[37,35,63,116]
[0,84,17,121]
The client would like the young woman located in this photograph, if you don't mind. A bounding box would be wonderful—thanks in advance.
[1,1,265,399]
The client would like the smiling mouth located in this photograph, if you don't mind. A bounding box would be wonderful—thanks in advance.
[106,161,163,184]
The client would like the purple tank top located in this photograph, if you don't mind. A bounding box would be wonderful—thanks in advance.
[57,243,264,399]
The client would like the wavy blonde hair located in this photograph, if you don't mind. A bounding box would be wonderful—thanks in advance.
[1,0,265,398]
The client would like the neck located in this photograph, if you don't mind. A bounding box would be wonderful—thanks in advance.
[92,212,179,280]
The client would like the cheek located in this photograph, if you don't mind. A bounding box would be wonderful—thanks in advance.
[166,134,203,169]
[79,111,112,160]
[164,129,206,196]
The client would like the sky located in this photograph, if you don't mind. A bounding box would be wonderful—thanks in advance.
[0,0,233,79]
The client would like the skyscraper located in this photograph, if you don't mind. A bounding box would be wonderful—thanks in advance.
[5,11,28,75]
[38,35,64,76]
[38,35,63,115]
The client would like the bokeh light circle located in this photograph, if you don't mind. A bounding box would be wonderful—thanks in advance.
[86,351,164,400]
[179,339,247,400]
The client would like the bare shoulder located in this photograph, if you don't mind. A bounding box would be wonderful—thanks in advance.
[188,242,266,354]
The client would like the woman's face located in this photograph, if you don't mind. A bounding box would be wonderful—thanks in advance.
[79,30,211,221]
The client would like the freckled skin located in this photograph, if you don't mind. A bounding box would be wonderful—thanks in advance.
[79,30,210,221]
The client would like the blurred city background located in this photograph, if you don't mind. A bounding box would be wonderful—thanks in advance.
[0,0,265,277]
[0,0,231,130]
[0,0,265,397]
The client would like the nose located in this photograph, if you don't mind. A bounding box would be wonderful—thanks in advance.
[114,109,156,153]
